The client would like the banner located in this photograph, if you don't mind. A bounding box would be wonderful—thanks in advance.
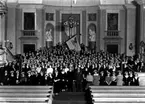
[66,35,81,51]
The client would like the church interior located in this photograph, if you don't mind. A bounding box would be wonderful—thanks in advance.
[0,0,144,55]
[1,0,145,104]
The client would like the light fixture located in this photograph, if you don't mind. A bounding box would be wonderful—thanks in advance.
[63,0,79,37]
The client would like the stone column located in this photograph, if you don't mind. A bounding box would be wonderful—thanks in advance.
[134,0,144,53]
[124,4,136,56]
[55,10,60,45]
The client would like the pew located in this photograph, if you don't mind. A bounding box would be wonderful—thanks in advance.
[89,86,145,104]
[0,86,53,104]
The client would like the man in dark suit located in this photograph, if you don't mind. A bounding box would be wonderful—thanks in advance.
[75,67,83,92]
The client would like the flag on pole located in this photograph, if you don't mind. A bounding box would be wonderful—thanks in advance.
[66,35,81,51]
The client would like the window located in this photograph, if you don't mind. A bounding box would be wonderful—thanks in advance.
[107,13,118,30]
[24,13,35,30]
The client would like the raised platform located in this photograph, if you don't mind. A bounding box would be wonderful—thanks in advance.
[53,92,86,104]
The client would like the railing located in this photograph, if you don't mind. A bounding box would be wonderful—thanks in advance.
[21,30,37,36]
[105,30,120,36]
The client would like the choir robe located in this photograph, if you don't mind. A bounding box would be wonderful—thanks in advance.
[67,70,75,92]
[9,75,16,85]
[128,76,134,86]
[53,72,61,93]
[15,75,20,85]
[123,76,130,86]
[39,75,45,85]
[26,75,32,85]
[2,75,9,85]
[105,76,112,85]
[134,77,139,86]
[60,72,68,90]
[99,75,105,86]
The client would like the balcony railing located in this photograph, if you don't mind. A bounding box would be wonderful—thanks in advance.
[21,30,37,36]
[105,30,119,36]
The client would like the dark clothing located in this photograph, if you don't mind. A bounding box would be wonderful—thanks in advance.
[123,76,129,86]
[128,76,134,86]
[39,75,46,85]
[100,76,105,85]
[3,75,9,85]
[75,71,83,92]
[67,71,75,92]
[0,67,4,84]
[53,72,61,93]
[9,75,16,85]
[134,77,139,86]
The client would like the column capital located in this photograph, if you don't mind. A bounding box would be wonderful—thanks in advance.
[123,4,136,9]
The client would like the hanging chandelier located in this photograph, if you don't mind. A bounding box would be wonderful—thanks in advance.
[64,16,79,28]
[63,0,79,29]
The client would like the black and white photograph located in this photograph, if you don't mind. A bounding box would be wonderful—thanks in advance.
[0,0,145,104]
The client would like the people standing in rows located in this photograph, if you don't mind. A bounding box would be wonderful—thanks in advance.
[105,71,112,86]
[85,72,93,90]
[128,71,134,86]
[99,71,105,86]
[123,71,130,86]
[93,71,100,86]
[116,71,123,86]
[110,72,117,86]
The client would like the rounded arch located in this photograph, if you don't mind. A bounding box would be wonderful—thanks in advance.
[45,23,54,42]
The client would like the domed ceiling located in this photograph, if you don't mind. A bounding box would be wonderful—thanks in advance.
[7,0,134,6]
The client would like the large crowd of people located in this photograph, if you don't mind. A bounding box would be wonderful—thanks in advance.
[0,43,144,95]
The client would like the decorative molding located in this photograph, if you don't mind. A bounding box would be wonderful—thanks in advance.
[103,36,122,40]
[99,5,124,10]
[18,4,44,9]
[123,4,136,9]
[19,37,38,40]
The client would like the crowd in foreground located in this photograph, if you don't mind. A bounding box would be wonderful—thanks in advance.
[0,43,144,94]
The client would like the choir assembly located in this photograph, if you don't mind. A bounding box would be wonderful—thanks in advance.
[0,43,144,95]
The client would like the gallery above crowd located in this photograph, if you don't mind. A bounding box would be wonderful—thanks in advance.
[0,43,144,93]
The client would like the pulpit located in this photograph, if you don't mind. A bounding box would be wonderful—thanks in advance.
[137,72,145,86]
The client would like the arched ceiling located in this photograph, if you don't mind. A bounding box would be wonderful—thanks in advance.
[7,0,134,6]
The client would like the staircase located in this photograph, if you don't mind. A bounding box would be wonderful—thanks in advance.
[0,86,53,104]
[89,86,145,104]
[53,92,87,104]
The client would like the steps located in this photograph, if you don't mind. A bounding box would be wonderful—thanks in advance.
[53,92,87,104]
[0,86,53,104]
[90,86,145,104]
